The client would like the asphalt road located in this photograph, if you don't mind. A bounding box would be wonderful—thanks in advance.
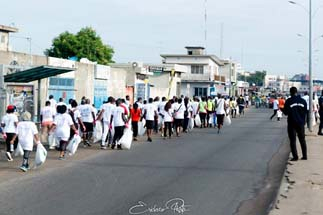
[0,108,289,215]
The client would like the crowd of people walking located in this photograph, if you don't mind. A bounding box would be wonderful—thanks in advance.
[6,90,316,172]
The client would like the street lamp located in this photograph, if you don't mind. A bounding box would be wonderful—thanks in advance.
[289,0,313,132]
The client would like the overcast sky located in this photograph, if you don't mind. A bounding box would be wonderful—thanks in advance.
[2,0,323,79]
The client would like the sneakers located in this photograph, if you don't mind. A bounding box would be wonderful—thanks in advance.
[83,140,92,147]
[59,156,65,160]
[6,152,13,161]
[19,165,28,172]
[111,144,116,149]
[117,144,122,150]
[147,137,152,142]
[100,145,107,150]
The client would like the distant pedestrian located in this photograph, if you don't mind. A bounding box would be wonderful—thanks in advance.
[11,111,40,172]
[216,94,227,134]
[270,97,279,120]
[1,105,19,161]
[302,91,310,128]
[318,90,323,135]
[198,97,207,128]
[130,103,141,141]
[163,101,174,139]
[110,99,127,149]
[97,97,115,148]
[78,98,96,147]
[283,87,307,161]
[143,98,158,142]
[173,98,185,136]
[237,95,245,116]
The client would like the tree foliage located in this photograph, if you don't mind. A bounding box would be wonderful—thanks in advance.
[45,27,114,65]
[238,70,267,86]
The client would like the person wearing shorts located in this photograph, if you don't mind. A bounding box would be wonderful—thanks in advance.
[144,98,157,142]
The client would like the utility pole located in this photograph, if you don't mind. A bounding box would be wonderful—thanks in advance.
[204,0,207,52]
[220,23,224,58]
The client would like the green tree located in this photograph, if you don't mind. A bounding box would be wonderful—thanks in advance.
[45,27,114,65]
[238,71,267,86]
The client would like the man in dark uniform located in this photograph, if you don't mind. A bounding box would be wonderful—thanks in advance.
[318,90,323,135]
[283,87,307,161]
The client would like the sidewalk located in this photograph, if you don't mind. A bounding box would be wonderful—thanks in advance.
[270,132,323,215]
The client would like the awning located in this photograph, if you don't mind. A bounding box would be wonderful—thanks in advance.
[4,65,75,83]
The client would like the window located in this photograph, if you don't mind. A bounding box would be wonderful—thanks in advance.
[194,87,207,97]
[191,65,204,74]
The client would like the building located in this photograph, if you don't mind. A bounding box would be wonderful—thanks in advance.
[219,59,238,96]
[264,75,289,93]
[161,46,225,98]
[0,25,18,51]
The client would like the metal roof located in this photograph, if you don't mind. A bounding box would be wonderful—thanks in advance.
[4,65,75,83]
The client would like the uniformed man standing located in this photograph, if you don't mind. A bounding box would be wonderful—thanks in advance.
[283,87,307,161]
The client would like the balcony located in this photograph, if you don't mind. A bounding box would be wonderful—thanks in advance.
[214,75,226,83]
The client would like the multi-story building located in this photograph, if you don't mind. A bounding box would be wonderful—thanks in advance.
[161,46,225,98]
[0,25,18,51]
[264,75,289,93]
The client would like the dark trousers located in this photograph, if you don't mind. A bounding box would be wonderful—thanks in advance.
[164,122,172,137]
[113,126,125,145]
[5,133,18,152]
[270,109,278,120]
[132,121,138,137]
[288,124,307,159]
[319,111,323,134]
[199,113,207,127]
[153,118,158,133]
[183,117,189,131]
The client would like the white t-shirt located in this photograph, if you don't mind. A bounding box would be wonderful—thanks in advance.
[245,95,249,101]
[41,106,55,123]
[302,95,310,110]
[164,108,174,122]
[112,106,125,127]
[145,103,157,121]
[100,103,115,123]
[78,104,94,123]
[53,113,74,141]
[158,101,167,116]
[70,108,81,123]
[50,98,57,110]
[1,113,18,133]
[216,98,226,115]
[191,101,199,115]
[173,103,185,119]
[273,99,279,110]
[16,121,38,151]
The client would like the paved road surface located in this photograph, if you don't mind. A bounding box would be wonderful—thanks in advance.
[0,108,289,215]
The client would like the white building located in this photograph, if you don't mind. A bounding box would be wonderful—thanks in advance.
[161,46,225,98]
[264,75,289,93]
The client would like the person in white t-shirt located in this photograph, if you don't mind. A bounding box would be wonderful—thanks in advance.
[173,98,186,136]
[78,99,96,147]
[144,98,158,142]
[163,101,174,139]
[302,92,310,128]
[158,97,167,136]
[97,97,116,149]
[1,105,19,161]
[50,105,78,160]
[216,95,227,133]
[270,97,279,121]
[11,111,40,172]
[69,100,86,142]
[49,95,57,114]
[110,99,127,150]
[41,101,55,141]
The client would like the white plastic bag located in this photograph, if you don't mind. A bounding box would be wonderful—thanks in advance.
[67,135,82,155]
[34,143,47,168]
[158,115,163,128]
[208,115,213,124]
[224,115,232,126]
[93,121,103,143]
[188,118,194,130]
[195,114,201,127]
[15,143,24,157]
[138,120,146,136]
[277,110,283,118]
[119,128,133,150]
[48,133,57,149]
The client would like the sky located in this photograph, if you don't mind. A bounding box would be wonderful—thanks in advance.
[2,0,323,79]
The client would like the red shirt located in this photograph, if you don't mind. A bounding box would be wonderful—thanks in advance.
[130,108,141,122]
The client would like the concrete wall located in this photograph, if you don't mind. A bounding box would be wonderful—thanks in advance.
[108,67,127,99]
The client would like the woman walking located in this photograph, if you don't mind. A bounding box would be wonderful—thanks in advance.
[130,102,141,141]
[173,98,185,137]
[50,105,78,160]
[111,99,127,149]
[216,95,227,134]
[10,112,40,172]
[198,97,207,128]
[163,101,174,139]
[1,105,19,161]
